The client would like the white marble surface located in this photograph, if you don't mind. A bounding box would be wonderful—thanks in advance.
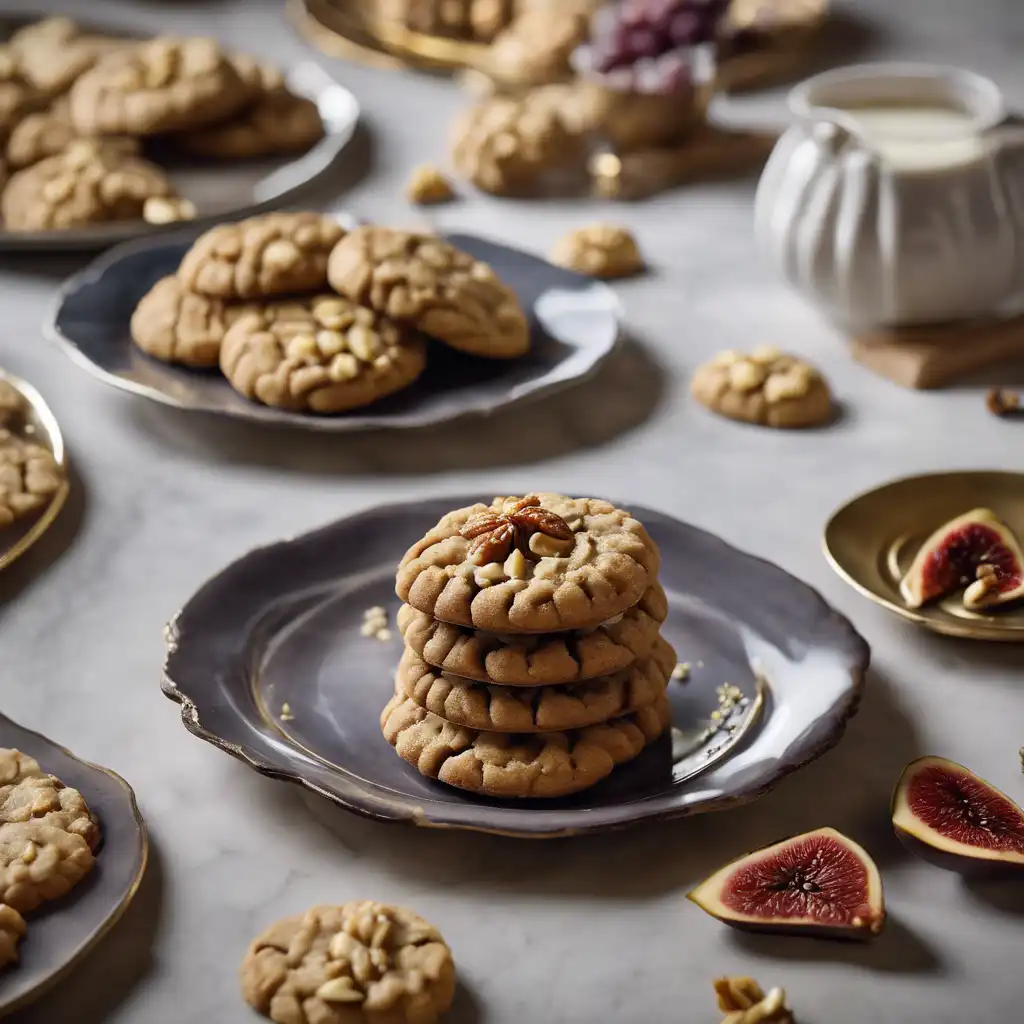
[3,1,1024,1022]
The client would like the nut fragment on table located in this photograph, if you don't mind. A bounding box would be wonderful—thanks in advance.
[986,388,1021,417]
[714,976,795,1024]
[549,223,644,279]
[406,164,456,205]
[143,196,197,224]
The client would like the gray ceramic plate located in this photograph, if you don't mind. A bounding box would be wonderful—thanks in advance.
[162,496,869,838]
[0,714,147,1018]
[48,232,621,432]
[0,46,359,252]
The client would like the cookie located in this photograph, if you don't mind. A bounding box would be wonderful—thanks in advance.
[396,494,660,633]
[69,37,248,137]
[8,18,126,95]
[241,902,455,1024]
[397,583,668,685]
[0,429,63,528]
[381,690,670,798]
[220,296,427,413]
[0,749,100,850]
[0,380,25,426]
[1,139,175,231]
[328,226,529,358]
[130,275,253,367]
[0,821,94,913]
[450,95,580,196]
[691,346,833,429]
[486,7,588,88]
[396,635,674,732]
[0,48,44,142]
[0,904,26,969]
[550,223,644,279]
[6,97,139,169]
[178,212,345,300]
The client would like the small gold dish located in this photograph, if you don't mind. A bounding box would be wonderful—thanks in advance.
[0,369,69,573]
[823,471,1024,642]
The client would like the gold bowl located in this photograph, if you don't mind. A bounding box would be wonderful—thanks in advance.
[823,471,1024,642]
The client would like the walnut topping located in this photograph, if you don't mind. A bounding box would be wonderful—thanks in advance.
[715,977,794,1024]
[459,494,574,565]
[986,388,1021,417]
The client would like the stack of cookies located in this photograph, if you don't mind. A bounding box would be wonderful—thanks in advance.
[130,213,531,415]
[382,493,675,799]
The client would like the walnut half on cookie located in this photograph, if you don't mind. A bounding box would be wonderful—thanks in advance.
[691,346,833,429]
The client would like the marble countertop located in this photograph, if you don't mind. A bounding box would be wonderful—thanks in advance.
[3,1,1024,1022]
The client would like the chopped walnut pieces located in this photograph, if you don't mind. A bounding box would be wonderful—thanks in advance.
[459,493,574,565]
[986,388,1021,417]
[714,976,795,1024]
[406,164,456,205]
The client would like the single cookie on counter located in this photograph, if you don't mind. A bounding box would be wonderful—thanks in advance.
[691,346,833,429]
[0,429,64,528]
[550,223,644,279]
[328,225,530,358]
[1,139,176,231]
[396,493,660,633]
[0,821,94,914]
[220,295,427,413]
[69,37,249,136]
[241,901,455,1024]
[381,689,671,797]
[396,583,669,685]
[0,903,26,969]
[178,211,345,299]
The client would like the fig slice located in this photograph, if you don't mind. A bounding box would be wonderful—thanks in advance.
[899,507,1024,610]
[687,827,885,941]
[892,756,1024,873]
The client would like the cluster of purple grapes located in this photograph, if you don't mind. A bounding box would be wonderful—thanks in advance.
[579,0,732,93]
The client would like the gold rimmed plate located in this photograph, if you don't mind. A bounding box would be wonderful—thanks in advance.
[0,370,69,574]
[823,470,1024,642]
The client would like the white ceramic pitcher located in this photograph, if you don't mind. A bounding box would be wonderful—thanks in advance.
[754,63,1024,328]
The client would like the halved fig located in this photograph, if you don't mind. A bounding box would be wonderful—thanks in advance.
[899,507,1024,610]
[892,756,1024,873]
[687,827,885,941]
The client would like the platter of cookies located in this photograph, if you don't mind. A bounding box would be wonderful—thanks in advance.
[162,492,867,838]
[0,369,68,572]
[48,211,621,430]
[0,714,147,1017]
[0,16,359,250]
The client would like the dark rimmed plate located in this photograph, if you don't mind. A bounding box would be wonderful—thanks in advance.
[161,496,869,838]
[0,714,147,1018]
[47,232,621,432]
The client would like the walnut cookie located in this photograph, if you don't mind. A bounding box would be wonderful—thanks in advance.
[130,275,255,367]
[0,429,63,529]
[327,226,530,359]
[395,635,675,733]
[8,17,127,95]
[381,690,671,798]
[0,903,26,968]
[220,296,427,414]
[241,902,455,1024]
[692,346,833,429]
[0,821,94,914]
[396,583,668,685]
[396,494,660,633]
[178,212,345,300]
[550,223,644,279]
[68,37,250,137]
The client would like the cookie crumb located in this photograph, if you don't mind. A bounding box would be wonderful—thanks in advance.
[375,628,392,642]
[280,702,294,722]
[406,164,456,205]
[361,605,390,639]
[143,195,197,224]
[671,661,690,682]
[986,388,1021,417]
[714,976,794,1024]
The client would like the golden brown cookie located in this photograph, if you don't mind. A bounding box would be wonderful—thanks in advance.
[397,583,668,685]
[0,749,100,851]
[396,493,660,633]
[0,429,63,529]
[1,140,175,231]
[69,37,249,137]
[328,226,529,359]
[0,903,26,969]
[396,636,674,732]
[486,7,589,87]
[241,902,455,1024]
[550,223,644,279]
[0,821,94,914]
[6,97,139,169]
[8,17,127,95]
[220,295,427,414]
[378,0,515,41]
[406,164,456,205]
[0,47,44,143]
[178,212,345,300]
[130,275,253,367]
[691,346,833,429]
[450,95,580,196]
[381,690,671,798]
[0,380,25,426]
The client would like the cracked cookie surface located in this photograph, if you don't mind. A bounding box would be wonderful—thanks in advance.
[178,211,344,299]
[692,346,833,429]
[396,493,659,633]
[241,902,455,1024]
[0,429,63,529]
[396,635,675,732]
[0,903,25,968]
[397,583,668,685]
[381,690,671,798]
[0,821,94,913]
[327,226,529,358]
[220,295,427,413]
